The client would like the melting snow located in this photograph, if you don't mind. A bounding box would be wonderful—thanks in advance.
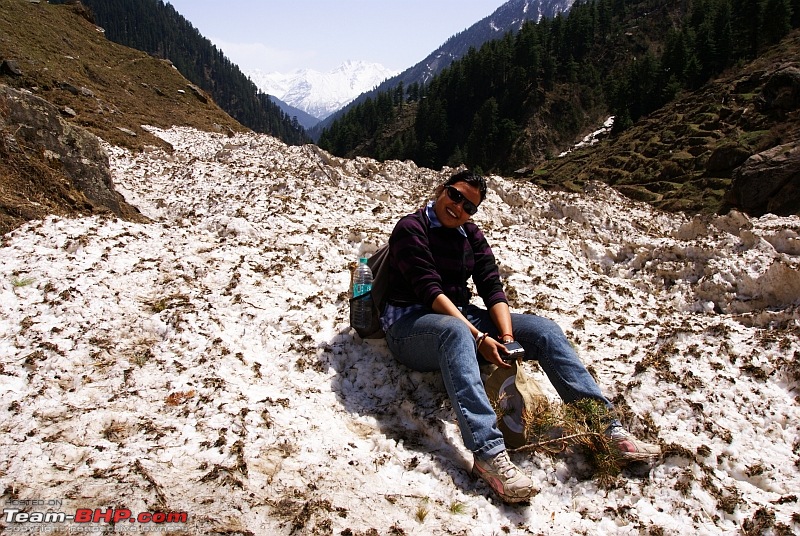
[1,127,798,535]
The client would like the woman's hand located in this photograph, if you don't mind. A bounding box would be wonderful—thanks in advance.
[430,296,513,367]
[478,335,512,368]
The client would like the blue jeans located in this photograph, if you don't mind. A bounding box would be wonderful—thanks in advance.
[384,305,611,460]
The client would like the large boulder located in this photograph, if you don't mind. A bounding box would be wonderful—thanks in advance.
[727,142,800,216]
[757,66,800,115]
[0,59,23,76]
[0,84,146,232]
[705,142,752,176]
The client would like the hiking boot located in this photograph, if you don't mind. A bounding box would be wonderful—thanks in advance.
[472,450,536,503]
[606,425,661,463]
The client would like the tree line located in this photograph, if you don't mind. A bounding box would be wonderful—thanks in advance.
[53,0,310,145]
[318,0,800,173]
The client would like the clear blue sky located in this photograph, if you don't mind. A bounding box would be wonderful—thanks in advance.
[165,1,506,74]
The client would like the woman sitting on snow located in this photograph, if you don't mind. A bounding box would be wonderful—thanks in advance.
[380,169,660,503]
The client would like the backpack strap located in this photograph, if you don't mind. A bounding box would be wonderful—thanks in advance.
[366,243,390,315]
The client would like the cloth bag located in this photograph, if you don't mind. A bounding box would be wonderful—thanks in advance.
[484,360,546,449]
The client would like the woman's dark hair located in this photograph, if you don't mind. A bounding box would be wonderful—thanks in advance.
[444,169,487,202]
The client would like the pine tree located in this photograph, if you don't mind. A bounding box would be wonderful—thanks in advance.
[761,0,793,45]
[54,0,309,145]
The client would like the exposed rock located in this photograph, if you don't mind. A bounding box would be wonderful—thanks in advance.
[0,84,147,229]
[60,82,80,95]
[757,66,800,115]
[187,83,208,103]
[728,143,800,216]
[705,142,752,176]
[0,59,22,76]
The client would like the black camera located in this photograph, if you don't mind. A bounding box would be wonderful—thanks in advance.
[502,341,525,361]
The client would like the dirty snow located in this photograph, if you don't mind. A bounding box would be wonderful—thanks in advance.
[0,126,798,535]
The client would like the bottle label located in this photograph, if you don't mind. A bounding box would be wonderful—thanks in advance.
[353,283,372,298]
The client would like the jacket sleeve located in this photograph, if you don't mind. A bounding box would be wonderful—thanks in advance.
[466,222,508,308]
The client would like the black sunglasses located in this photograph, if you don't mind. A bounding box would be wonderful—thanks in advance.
[445,185,479,216]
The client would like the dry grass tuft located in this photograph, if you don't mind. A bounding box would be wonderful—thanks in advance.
[498,396,624,482]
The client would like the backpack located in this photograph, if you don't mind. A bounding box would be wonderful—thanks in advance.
[349,243,390,339]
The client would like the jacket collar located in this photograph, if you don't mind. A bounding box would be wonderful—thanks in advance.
[425,201,467,237]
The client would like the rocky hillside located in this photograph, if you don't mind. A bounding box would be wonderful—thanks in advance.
[532,30,800,216]
[0,0,246,234]
[1,0,798,238]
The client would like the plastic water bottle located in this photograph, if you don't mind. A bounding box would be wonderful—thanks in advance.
[351,256,373,330]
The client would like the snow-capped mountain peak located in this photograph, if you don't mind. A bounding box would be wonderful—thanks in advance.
[248,60,398,121]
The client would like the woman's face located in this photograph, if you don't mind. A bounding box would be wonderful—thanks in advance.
[433,181,482,228]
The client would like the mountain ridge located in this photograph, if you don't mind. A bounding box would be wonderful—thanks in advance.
[0,0,246,234]
[316,0,800,216]
[47,0,310,145]
[309,0,575,138]
[533,31,800,216]
[248,60,399,126]
[2,0,798,238]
